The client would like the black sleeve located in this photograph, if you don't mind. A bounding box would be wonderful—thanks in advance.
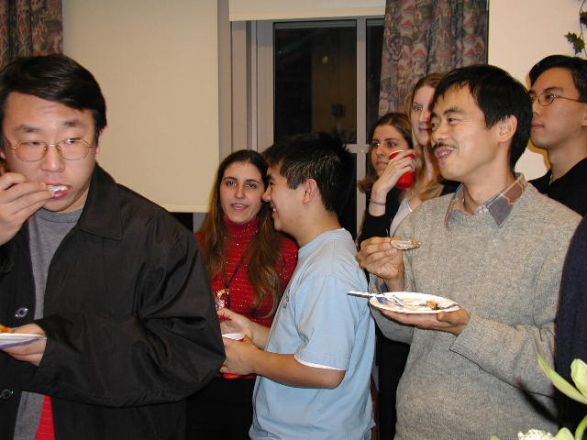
[357,189,401,245]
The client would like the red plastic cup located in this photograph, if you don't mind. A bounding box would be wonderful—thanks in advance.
[222,332,245,379]
[389,150,416,190]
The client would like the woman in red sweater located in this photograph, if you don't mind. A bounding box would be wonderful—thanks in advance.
[186,150,298,439]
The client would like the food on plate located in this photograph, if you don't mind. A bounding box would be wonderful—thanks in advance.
[0,324,14,333]
[390,239,422,250]
[371,292,461,314]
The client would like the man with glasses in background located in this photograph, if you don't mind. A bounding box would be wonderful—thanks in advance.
[530,55,587,434]
[529,55,587,215]
[0,55,224,439]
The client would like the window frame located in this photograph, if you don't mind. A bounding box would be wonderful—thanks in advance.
[228,16,383,234]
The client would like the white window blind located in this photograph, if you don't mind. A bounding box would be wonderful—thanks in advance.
[228,0,385,21]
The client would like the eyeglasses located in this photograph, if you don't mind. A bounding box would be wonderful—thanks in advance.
[370,140,405,150]
[529,91,585,106]
[6,138,95,162]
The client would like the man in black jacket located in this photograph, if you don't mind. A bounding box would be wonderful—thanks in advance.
[0,55,224,439]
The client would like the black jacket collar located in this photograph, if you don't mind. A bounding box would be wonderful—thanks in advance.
[76,164,123,241]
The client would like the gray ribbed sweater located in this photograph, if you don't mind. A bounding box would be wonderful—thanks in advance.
[373,184,580,440]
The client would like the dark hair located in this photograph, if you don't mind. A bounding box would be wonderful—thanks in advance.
[433,64,532,170]
[198,149,286,317]
[263,133,354,216]
[0,54,107,146]
[529,55,587,101]
[359,112,413,193]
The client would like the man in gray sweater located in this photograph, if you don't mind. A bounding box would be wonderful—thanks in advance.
[358,65,581,439]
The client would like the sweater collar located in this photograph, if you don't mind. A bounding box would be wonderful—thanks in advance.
[445,174,527,228]
[224,215,260,238]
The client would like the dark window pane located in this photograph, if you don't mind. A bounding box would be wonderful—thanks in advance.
[274,21,357,143]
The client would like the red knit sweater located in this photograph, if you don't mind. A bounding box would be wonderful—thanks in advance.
[196,216,297,327]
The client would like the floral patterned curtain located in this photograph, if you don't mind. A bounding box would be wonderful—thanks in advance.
[379,0,488,114]
[0,0,62,69]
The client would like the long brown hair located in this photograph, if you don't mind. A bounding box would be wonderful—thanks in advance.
[198,150,285,317]
[404,72,446,202]
[358,112,413,194]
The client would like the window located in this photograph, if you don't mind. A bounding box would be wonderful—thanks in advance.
[230,17,384,237]
[274,20,357,143]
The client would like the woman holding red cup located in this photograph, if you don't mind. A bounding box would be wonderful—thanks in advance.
[357,113,416,241]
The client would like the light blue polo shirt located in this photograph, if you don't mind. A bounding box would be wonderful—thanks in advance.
[250,229,375,440]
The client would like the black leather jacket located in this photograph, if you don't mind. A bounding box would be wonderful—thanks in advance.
[0,165,224,439]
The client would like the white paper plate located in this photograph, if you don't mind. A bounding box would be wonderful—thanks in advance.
[0,333,46,349]
[370,291,460,314]
[222,332,244,341]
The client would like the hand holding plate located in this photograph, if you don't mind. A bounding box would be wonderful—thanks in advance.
[381,307,470,336]
[1,323,47,366]
[220,335,259,376]
[218,308,252,338]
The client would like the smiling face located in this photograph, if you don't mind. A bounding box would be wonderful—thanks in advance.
[370,124,412,175]
[430,86,504,186]
[1,92,99,213]
[219,161,265,224]
[410,85,436,147]
[262,164,304,238]
[530,67,587,152]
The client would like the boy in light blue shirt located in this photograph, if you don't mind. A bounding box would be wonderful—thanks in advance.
[220,133,375,439]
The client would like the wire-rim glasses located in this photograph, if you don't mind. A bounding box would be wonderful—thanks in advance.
[529,91,585,106]
[6,137,96,162]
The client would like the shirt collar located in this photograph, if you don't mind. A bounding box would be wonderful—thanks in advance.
[445,174,526,227]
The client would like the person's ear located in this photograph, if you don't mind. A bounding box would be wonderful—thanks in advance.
[302,178,319,203]
[497,115,517,143]
[580,105,587,127]
[94,128,105,154]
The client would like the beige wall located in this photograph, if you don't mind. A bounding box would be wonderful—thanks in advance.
[63,0,218,212]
